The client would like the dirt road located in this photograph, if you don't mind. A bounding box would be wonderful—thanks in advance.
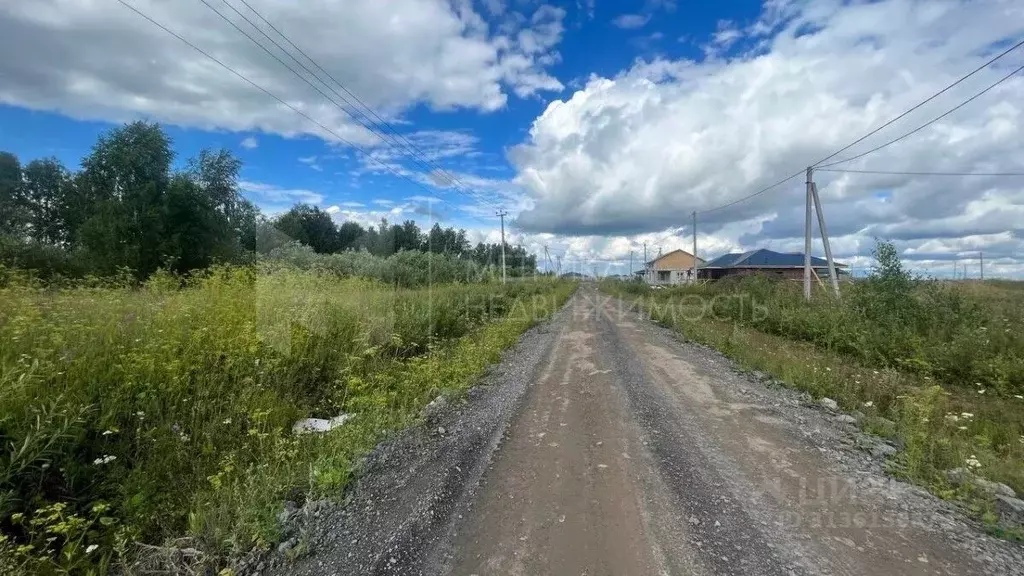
[283,285,1023,576]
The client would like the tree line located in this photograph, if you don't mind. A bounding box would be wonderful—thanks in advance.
[0,121,536,279]
[273,204,536,271]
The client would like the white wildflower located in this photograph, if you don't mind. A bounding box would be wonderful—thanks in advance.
[958,426,968,431]
[222,418,232,425]
[86,544,98,554]
[1015,395,1023,400]
[978,389,985,395]
[966,455,982,470]
[92,455,117,465]
[102,430,115,436]
[863,401,874,408]
[961,412,974,419]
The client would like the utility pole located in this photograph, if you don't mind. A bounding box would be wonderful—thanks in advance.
[802,168,840,300]
[692,210,698,283]
[556,255,562,276]
[804,167,813,301]
[810,181,840,298]
[643,242,648,283]
[497,210,507,284]
[629,250,634,280]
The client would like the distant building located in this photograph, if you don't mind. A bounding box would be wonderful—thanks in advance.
[637,249,705,285]
[699,249,846,281]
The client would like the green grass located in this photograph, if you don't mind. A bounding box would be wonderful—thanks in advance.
[600,274,1024,539]
[0,267,576,574]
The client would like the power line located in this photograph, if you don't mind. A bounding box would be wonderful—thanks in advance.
[820,61,1024,168]
[812,37,1024,167]
[117,0,482,216]
[699,169,805,215]
[819,168,1024,176]
[221,0,500,212]
[195,0,501,212]
[231,0,488,203]
[701,37,1024,215]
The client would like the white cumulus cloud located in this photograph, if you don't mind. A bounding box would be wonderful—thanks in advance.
[510,0,1024,274]
[0,0,566,146]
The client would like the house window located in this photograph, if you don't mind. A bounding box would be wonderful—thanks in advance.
[657,271,671,281]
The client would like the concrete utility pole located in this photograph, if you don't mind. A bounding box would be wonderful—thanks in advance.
[692,210,698,282]
[497,210,508,284]
[643,242,648,282]
[629,250,634,280]
[804,167,813,301]
[556,255,562,276]
[810,182,840,298]
[802,168,840,300]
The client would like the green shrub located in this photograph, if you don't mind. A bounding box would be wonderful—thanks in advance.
[0,267,575,572]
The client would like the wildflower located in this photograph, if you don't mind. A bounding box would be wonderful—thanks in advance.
[825,367,831,372]
[102,430,115,436]
[961,412,974,419]
[1015,395,1023,400]
[966,455,982,470]
[86,544,98,554]
[135,411,145,419]
[222,418,232,425]
[978,389,985,395]
[92,455,117,465]
[958,426,968,431]
[863,401,874,408]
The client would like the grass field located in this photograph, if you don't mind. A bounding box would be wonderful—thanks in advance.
[600,249,1024,539]
[0,266,575,574]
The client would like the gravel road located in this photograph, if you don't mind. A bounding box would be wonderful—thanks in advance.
[276,284,1024,576]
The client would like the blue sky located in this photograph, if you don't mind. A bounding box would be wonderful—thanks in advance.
[1,0,1023,277]
[0,0,765,223]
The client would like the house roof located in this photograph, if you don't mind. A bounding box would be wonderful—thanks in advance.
[645,248,705,267]
[701,249,845,269]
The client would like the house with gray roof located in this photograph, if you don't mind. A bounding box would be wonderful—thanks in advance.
[698,249,846,281]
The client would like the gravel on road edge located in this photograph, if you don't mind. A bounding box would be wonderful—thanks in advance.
[622,296,1024,574]
[247,285,1023,575]
[246,294,573,576]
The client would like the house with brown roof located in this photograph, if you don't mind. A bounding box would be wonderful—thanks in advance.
[637,249,705,285]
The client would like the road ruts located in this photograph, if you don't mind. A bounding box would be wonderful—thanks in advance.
[443,284,1021,576]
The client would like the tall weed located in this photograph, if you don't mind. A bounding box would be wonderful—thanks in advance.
[0,267,574,573]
